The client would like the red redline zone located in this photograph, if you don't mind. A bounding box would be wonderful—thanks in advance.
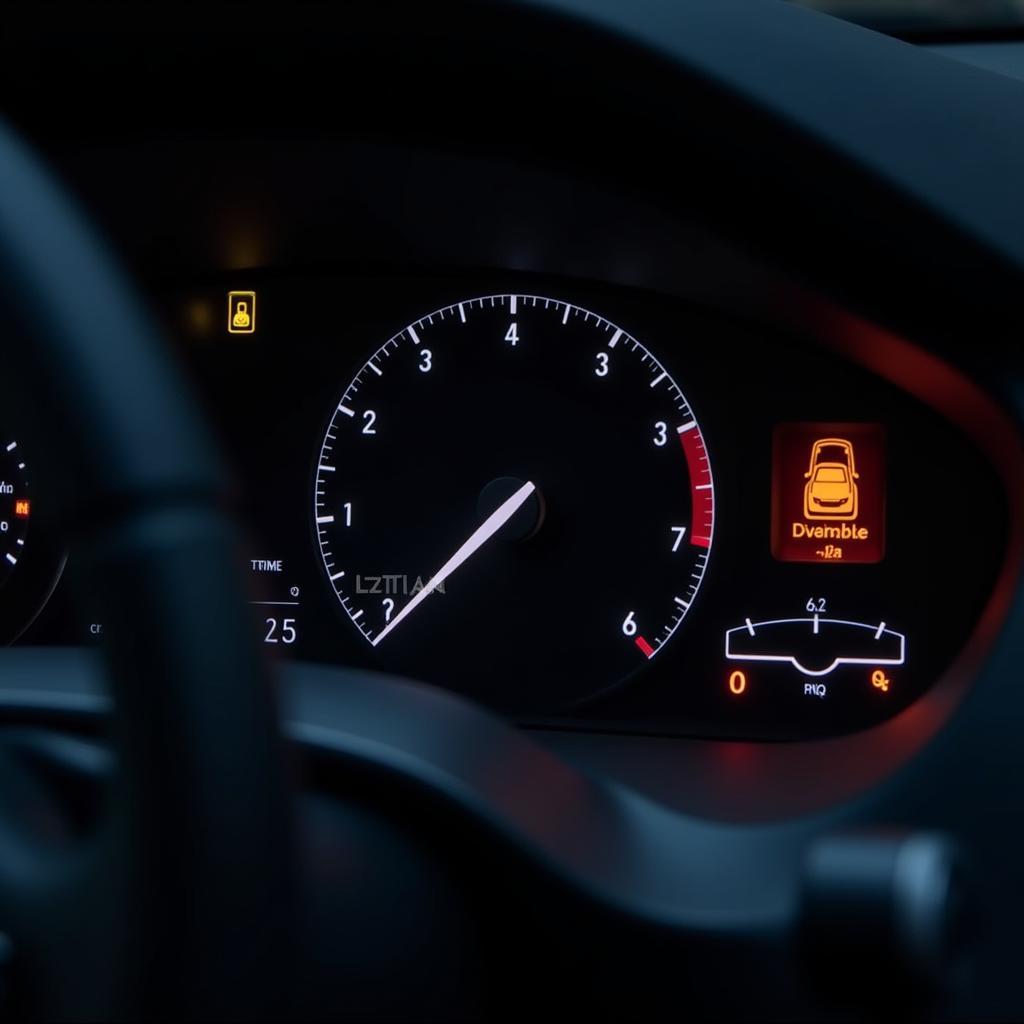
[679,427,713,548]
[635,635,655,659]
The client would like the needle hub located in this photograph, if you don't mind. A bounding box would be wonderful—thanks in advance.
[477,477,544,542]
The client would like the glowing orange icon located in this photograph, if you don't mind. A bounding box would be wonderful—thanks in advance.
[871,669,890,692]
[227,291,256,334]
[772,422,884,564]
[14,500,29,518]
[803,438,859,520]
[729,669,747,695]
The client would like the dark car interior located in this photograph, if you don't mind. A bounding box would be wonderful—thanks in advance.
[0,1,1022,1018]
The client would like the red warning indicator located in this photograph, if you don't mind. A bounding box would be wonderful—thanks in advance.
[772,423,885,564]
[635,635,655,659]
[678,422,713,548]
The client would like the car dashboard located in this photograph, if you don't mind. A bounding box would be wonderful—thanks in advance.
[1,208,1015,802]
[7,260,1011,746]
[1,4,1024,1015]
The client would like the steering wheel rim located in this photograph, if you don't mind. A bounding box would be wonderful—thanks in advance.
[0,121,292,1017]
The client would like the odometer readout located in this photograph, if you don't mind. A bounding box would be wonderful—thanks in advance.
[313,295,714,710]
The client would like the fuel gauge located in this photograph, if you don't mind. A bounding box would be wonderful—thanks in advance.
[723,604,906,703]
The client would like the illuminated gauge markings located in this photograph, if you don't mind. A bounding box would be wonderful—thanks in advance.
[725,617,906,677]
[313,294,715,709]
[0,440,30,589]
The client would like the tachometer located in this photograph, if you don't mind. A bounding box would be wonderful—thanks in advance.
[313,295,714,709]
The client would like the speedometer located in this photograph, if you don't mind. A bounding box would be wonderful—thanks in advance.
[313,295,714,709]
[0,432,62,645]
[0,438,30,589]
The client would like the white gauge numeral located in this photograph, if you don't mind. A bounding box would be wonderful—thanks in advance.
[505,323,519,346]
[343,502,353,526]
[671,526,688,552]
[419,349,432,373]
[653,421,668,447]
[622,611,637,636]
[362,410,377,435]
[382,598,395,622]
[595,352,609,377]
[806,597,827,613]
[264,618,297,645]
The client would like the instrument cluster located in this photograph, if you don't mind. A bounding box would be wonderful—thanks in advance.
[3,270,1010,741]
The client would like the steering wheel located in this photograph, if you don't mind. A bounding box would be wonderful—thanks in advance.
[0,123,292,1016]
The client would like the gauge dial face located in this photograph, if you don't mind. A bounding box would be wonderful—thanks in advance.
[0,439,30,591]
[313,295,714,709]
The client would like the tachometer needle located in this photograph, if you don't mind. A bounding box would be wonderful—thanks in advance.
[371,480,537,647]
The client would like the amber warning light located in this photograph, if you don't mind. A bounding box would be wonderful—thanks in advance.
[14,499,29,518]
[771,423,885,563]
[227,291,256,334]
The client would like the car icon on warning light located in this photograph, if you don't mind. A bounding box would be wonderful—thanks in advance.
[803,438,859,520]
